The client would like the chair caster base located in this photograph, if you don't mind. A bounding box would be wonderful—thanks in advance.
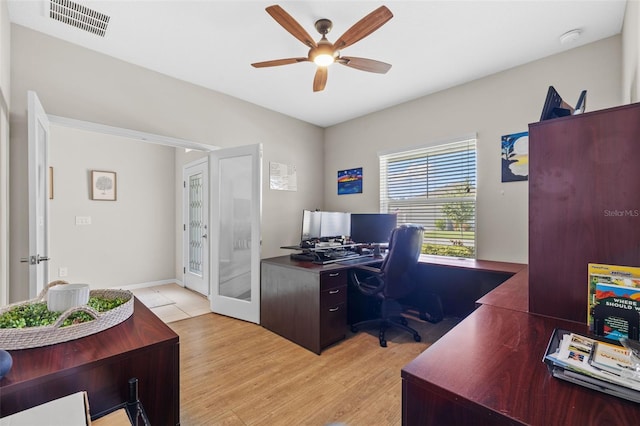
[413,334,421,342]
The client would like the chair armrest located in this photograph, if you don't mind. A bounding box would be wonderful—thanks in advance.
[353,265,381,274]
[350,265,384,296]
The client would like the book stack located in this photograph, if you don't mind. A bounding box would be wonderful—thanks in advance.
[588,263,640,341]
[544,329,640,403]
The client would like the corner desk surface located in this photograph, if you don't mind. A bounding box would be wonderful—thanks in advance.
[402,267,640,425]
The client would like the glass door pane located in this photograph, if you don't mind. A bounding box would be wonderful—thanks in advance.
[209,144,261,324]
[218,154,252,301]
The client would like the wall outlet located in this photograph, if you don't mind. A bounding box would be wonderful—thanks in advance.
[75,216,92,225]
[58,267,68,277]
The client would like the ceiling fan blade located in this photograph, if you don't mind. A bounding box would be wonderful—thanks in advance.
[313,67,328,92]
[333,6,393,50]
[338,57,392,74]
[251,58,309,68]
[266,5,317,48]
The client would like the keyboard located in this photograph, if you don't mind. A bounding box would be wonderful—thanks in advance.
[324,250,359,260]
[290,253,316,262]
[290,250,362,264]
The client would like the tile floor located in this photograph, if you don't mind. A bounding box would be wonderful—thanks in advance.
[131,283,210,323]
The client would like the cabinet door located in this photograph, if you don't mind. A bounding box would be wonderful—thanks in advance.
[529,104,640,322]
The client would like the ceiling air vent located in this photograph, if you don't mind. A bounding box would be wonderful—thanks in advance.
[49,0,110,37]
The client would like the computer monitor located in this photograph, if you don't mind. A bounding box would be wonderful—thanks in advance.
[350,213,398,256]
[301,210,351,242]
[319,211,351,238]
[301,210,322,241]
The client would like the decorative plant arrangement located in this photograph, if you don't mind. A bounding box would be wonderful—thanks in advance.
[0,296,127,329]
[0,281,134,350]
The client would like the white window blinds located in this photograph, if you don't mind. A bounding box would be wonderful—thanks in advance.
[379,136,477,258]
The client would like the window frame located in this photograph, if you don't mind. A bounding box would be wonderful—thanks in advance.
[378,133,478,259]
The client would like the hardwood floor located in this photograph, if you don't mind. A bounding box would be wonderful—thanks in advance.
[169,311,458,426]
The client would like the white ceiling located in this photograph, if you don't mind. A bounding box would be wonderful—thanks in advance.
[8,0,627,127]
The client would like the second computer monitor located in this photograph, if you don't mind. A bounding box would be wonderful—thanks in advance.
[350,213,398,245]
[301,210,351,241]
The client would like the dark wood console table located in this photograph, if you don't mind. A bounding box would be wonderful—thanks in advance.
[0,298,179,425]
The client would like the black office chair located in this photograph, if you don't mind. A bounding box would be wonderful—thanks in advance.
[349,224,424,347]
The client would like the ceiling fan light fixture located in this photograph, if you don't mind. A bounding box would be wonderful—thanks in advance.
[314,53,335,66]
[254,5,394,91]
[310,37,337,66]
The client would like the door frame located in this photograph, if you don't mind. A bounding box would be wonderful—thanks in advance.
[27,109,215,297]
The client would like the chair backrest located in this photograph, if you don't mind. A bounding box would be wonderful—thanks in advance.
[379,224,424,299]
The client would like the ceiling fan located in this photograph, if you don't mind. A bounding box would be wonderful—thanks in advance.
[251,5,393,92]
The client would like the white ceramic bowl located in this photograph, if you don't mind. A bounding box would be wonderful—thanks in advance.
[47,283,90,312]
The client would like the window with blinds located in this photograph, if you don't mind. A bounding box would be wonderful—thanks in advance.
[379,136,477,258]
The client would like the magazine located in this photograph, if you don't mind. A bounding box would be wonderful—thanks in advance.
[587,263,640,340]
[589,340,636,376]
[545,332,640,391]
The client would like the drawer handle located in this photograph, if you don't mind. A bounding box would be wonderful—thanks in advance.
[329,273,340,277]
[328,306,340,312]
[329,289,340,294]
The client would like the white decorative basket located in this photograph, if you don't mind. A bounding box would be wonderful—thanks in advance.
[0,281,134,350]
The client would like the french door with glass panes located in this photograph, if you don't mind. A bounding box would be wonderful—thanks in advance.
[209,144,261,324]
[183,158,209,296]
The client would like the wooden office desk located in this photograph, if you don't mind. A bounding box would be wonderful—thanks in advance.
[261,255,525,354]
[475,266,529,312]
[415,255,527,316]
[401,269,640,425]
[261,255,378,354]
[0,298,179,425]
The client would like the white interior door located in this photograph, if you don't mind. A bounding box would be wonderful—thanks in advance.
[26,91,50,297]
[183,158,209,296]
[210,144,261,323]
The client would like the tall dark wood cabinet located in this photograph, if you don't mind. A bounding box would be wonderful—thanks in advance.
[529,103,640,323]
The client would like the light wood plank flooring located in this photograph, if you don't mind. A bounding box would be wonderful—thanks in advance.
[169,309,458,426]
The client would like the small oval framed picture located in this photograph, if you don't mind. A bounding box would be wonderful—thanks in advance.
[91,170,117,201]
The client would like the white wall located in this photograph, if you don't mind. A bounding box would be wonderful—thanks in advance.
[9,24,324,302]
[6,21,632,301]
[324,36,622,264]
[49,125,176,289]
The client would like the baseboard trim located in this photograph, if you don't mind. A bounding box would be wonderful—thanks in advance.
[113,279,184,290]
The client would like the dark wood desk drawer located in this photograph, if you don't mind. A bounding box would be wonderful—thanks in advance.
[320,271,347,290]
[321,285,347,308]
[320,302,347,348]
